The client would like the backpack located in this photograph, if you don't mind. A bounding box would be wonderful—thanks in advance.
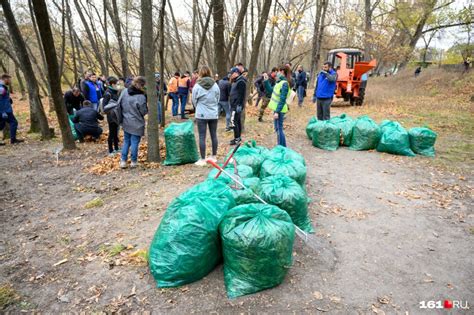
[104,92,121,125]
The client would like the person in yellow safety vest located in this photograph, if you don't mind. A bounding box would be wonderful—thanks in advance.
[263,65,292,147]
[168,72,180,117]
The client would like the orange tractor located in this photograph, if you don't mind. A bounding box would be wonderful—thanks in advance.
[327,48,376,106]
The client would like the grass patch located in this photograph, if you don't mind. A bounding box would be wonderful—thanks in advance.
[99,243,126,257]
[0,284,19,310]
[84,197,104,209]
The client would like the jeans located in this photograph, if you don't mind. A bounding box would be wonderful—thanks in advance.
[108,121,119,153]
[196,119,218,159]
[74,124,102,141]
[233,111,242,140]
[121,131,141,162]
[273,112,286,147]
[157,100,162,123]
[0,112,18,142]
[218,101,231,128]
[91,102,99,112]
[178,92,188,117]
[169,93,179,116]
[297,86,305,106]
[316,98,332,120]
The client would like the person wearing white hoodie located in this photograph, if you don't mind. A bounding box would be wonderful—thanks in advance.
[191,65,220,166]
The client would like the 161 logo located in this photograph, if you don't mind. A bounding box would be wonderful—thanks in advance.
[419,300,469,309]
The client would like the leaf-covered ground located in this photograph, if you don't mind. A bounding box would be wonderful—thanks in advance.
[0,69,472,313]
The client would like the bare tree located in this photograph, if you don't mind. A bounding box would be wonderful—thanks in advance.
[1,0,51,139]
[31,0,76,149]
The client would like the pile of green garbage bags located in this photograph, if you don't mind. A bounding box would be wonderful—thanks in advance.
[163,121,200,165]
[306,113,437,157]
[149,141,313,298]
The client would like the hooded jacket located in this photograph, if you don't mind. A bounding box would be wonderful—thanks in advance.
[118,86,148,136]
[192,77,220,120]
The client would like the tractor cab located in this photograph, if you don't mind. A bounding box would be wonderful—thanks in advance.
[326,48,376,106]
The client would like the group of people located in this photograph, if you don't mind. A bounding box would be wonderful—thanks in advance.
[2,59,339,168]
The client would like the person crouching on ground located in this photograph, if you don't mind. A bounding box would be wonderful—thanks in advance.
[102,76,120,156]
[0,73,24,145]
[72,100,104,142]
[229,67,246,145]
[192,65,220,166]
[118,76,148,169]
[264,65,291,147]
[312,62,337,120]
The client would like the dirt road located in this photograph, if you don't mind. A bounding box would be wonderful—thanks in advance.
[0,102,472,313]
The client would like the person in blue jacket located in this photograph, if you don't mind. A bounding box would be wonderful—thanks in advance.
[83,73,103,111]
[0,74,23,144]
[313,62,337,120]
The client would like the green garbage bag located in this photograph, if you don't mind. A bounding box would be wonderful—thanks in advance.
[409,127,437,157]
[306,116,318,139]
[260,174,313,232]
[219,203,295,298]
[377,121,415,156]
[349,116,381,151]
[329,114,354,146]
[379,119,393,134]
[264,145,306,166]
[163,121,200,165]
[149,180,235,288]
[230,177,261,205]
[311,120,340,151]
[207,164,254,184]
[180,179,236,205]
[68,114,79,141]
[260,157,307,186]
[230,142,266,175]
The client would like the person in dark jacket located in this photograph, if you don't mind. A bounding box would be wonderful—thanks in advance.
[118,76,148,169]
[218,75,231,131]
[72,100,104,142]
[155,73,167,124]
[296,65,307,107]
[229,67,247,145]
[178,71,191,119]
[312,62,337,120]
[102,77,120,156]
[82,73,103,111]
[257,67,277,122]
[64,87,84,115]
[0,74,23,144]
[254,72,266,108]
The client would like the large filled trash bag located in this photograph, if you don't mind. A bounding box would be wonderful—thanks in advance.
[229,141,266,175]
[207,164,254,184]
[376,121,415,156]
[264,145,306,166]
[349,116,381,151]
[306,116,319,139]
[260,157,307,186]
[329,113,354,146]
[163,121,200,165]
[409,127,437,157]
[230,177,261,205]
[260,174,313,232]
[149,180,235,287]
[311,120,340,151]
[219,203,295,298]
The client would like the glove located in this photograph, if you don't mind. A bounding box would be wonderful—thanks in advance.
[229,111,236,128]
[2,112,8,119]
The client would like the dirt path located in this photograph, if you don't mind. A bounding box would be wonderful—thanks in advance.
[1,104,472,313]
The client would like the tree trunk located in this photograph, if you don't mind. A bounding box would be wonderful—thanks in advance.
[15,66,26,100]
[104,0,109,76]
[2,0,51,139]
[159,0,166,128]
[193,1,213,70]
[32,0,76,149]
[142,0,160,162]
[309,0,328,87]
[213,0,227,77]
[224,0,250,67]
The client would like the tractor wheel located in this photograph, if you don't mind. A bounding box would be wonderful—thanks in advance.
[349,95,355,106]
[356,88,365,106]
